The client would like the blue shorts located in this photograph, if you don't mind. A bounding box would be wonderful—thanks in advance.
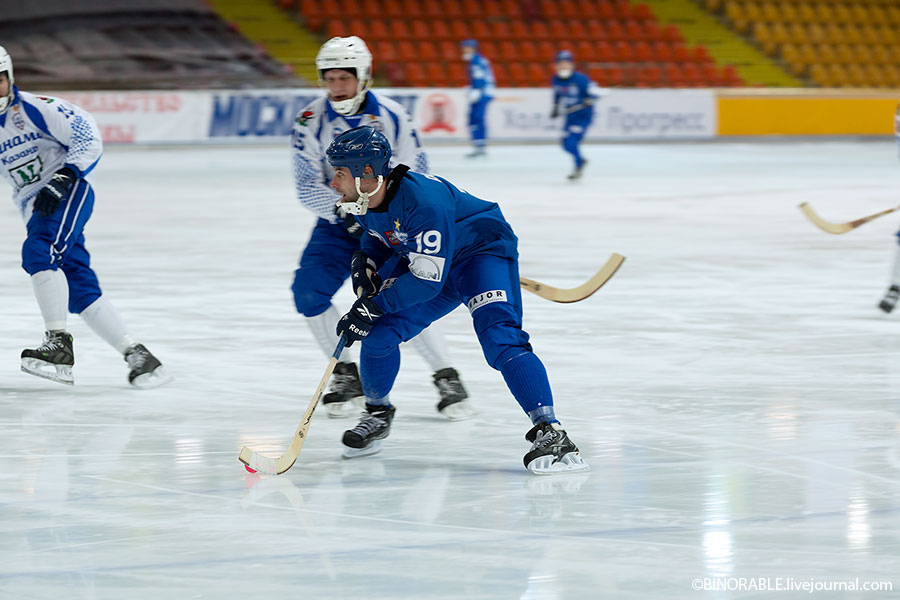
[364,253,532,370]
[21,179,102,314]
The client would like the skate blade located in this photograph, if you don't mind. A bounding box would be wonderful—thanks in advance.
[21,359,74,386]
[325,400,357,419]
[527,452,590,475]
[439,399,477,421]
[342,439,384,459]
[130,366,174,390]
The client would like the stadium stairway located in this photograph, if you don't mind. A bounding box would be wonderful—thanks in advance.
[205,0,319,84]
[635,0,801,86]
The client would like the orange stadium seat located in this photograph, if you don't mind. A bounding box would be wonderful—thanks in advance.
[450,20,468,41]
[431,20,451,40]
[448,62,467,86]
[500,0,519,16]
[575,40,596,62]
[531,21,551,41]
[418,41,438,61]
[375,41,397,62]
[607,20,627,42]
[438,41,458,61]
[499,40,516,61]
[510,20,529,40]
[410,20,430,39]
[644,21,663,42]
[633,2,655,22]
[471,20,490,40]
[406,63,427,86]
[397,41,417,61]
[652,41,673,62]
[480,41,499,60]
[633,41,653,62]
[527,63,547,86]
[425,62,449,86]
[491,21,512,40]
[517,41,539,61]
[596,40,615,62]
[537,40,556,61]
[507,63,527,86]
[626,20,645,41]
[662,23,684,44]
[636,64,663,86]
[491,63,508,86]
[614,40,634,62]
[549,20,567,40]
[664,63,686,86]
[568,20,589,40]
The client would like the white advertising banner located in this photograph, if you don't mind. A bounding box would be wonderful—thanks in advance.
[48,88,716,144]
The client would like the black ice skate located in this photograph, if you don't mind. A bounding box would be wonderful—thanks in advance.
[21,330,74,386]
[342,403,395,458]
[879,284,900,313]
[322,361,364,418]
[567,159,587,180]
[124,343,173,389]
[433,367,476,421]
[523,422,590,474]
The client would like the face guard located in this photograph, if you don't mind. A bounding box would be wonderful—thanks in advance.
[316,36,373,116]
[326,126,392,215]
[0,45,14,114]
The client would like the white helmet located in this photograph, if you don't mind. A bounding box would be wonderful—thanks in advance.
[316,36,372,116]
[0,45,13,114]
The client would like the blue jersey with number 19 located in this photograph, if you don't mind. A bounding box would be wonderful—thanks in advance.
[355,166,517,314]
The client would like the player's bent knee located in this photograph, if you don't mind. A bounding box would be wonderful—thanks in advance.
[361,324,404,357]
[291,270,332,317]
[70,292,101,315]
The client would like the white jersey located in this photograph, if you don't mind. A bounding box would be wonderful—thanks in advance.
[291,90,429,223]
[0,87,103,220]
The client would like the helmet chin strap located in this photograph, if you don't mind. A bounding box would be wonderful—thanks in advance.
[342,175,384,215]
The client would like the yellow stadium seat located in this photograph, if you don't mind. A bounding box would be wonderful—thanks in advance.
[864,64,885,87]
[834,3,852,25]
[799,43,818,66]
[891,45,900,64]
[851,4,872,25]
[859,25,880,45]
[816,3,836,24]
[781,3,799,23]
[870,6,888,27]
[798,3,817,24]
[807,22,826,44]
[809,63,829,86]
[761,2,779,22]
[835,44,853,64]
[854,44,873,64]
[875,25,896,45]
[884,65,900,87]
[816,43,837,64]
[888,6,900,27]
[872,44,890,65]
[843,25,862,45]
[846,64,866,87]
[744,1,763,24]
[787,23,808,44]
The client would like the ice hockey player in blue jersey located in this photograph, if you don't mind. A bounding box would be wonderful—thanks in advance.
[551,50,599,180]
[460,39,494,159]
[325,126,590,474]
[0,46,170,388]
[878,102,900,312]
[291,37,473,420]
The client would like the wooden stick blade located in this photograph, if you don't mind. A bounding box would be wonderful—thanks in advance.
[799,202,900,235]
[520,253,625,303]
[798,202,855,234]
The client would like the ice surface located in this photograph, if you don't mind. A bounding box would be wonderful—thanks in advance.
[1,141,899,599]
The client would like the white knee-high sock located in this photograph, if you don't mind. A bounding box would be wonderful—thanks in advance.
[31,269,69,331]
[306,304,355,363]
[407,321,452,372]
[79,296,135,354]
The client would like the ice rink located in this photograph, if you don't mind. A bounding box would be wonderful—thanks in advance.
[1,140,899,599]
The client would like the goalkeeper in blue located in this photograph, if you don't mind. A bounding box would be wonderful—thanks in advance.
[0,46,169,388]
[291,36,472,420]
[326,126,589,474]
[551,50,600,180]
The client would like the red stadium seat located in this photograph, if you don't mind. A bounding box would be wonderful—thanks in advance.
[425,62,449,86]
[410,20,431,40]
[448,62,468,86]
[431,20,451,40]
[527,62,548,86]
[518,41,539,62]
[537,40,556,61]
[510,20,530,40]
[531,21,551,41]
[576,40,596,62]
[491,21,512,40]
[418,41,439,61]
[508,63,528,86]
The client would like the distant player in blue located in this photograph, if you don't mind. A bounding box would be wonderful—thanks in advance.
[0,45,169,388]
[878,102,900,312]
[324,126,589,474]
[460,39,494,159]
[551,50,600,180]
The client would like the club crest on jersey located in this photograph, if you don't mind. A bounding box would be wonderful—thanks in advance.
[408,252,445,282]
[467,290,507,312]
[296,110,314,126]
[11,108,24,130]
[384,220,408,245]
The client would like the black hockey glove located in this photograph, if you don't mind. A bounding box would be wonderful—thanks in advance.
[351,250,383,298]
[33,167,77,217]
[551,105,560,119]
[336,296,383,347]
[335,204,363,238]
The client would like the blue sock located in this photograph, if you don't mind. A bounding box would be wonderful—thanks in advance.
[360,346,400,406]
[500,352,557,425]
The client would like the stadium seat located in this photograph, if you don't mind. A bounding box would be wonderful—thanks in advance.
[425,62,449,86]
[633,41,653,62]
[491,21,512,40]
[568,20,589,41]
[406,62,427,86]
[410,20,430,40]
[636,64,662,87]
[537,40,557,62]
[508,63,527,86]
[531,21,551,41]
[607,20,627,42]
[418,41,438,61]
[431,20,451,40]
[664,63,686,86]
[448,62,468,86]
[575,40,596,62]
[510,20,530,40]
[652,41,673,62]
[439,41,459,61]
[527,63,547,86]
[518,41,539,62]
[596,40,615,62]
[614,40,634,62]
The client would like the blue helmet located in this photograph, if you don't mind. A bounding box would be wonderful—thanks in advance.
[326,126,392,178]
[460,38,478,49]
[555,50,574,63]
